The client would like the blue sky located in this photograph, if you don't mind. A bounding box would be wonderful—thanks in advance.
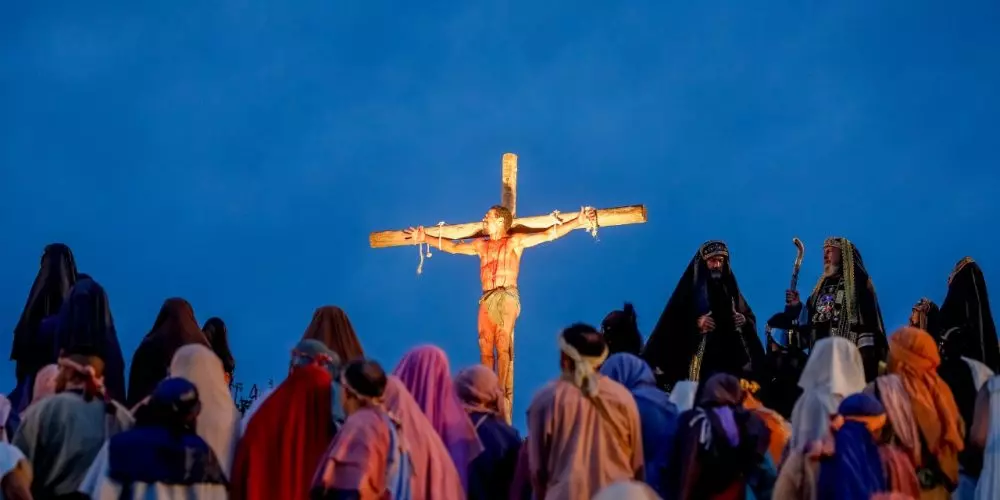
[2,2,998,428]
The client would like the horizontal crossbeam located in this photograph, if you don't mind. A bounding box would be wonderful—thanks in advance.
[369,204,647,248]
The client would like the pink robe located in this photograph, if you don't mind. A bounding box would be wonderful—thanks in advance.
[314,407,393,499]
[527,375,643,500]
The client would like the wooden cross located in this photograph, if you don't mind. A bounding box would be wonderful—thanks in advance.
[369,153,647,248]
[369,153,647,409]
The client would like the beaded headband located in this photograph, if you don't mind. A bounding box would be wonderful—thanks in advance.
[699,240,729,260]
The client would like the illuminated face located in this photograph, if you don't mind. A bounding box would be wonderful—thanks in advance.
[483,209,506,235]
[705,255,725,271]
[823,246,842,266]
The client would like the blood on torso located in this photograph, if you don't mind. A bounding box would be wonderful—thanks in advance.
[478,237,521,291]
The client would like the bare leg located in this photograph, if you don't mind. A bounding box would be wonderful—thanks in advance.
[477,302,497,371]
[496,298,519,424]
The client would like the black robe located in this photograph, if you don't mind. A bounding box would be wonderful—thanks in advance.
[785,243,886,356]
[10,243,78,379]
[939,258,999,372]
[642,250,764,390]
[128,298,210,407]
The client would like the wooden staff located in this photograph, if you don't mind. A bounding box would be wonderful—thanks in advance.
[790,237,805,291]
[789,237,805,349]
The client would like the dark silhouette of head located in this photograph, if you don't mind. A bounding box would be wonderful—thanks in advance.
[340,359,388,416]
[601,303,642,355]
[559,323,607,372]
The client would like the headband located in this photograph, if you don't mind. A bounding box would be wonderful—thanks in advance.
[699,240,729,260]
[558,334,609,397]
[339,372,384,406]
[58,356,105,397]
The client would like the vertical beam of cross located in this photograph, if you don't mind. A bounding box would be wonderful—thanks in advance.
[501,153,517,217]
[500,153,518,422]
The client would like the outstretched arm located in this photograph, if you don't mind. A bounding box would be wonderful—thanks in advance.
[403,226,479,256]
[517,207,597,249]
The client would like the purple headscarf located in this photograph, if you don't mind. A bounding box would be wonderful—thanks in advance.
[393,345,483,487]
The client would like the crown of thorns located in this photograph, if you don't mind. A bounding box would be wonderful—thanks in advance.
[699,240,729,260]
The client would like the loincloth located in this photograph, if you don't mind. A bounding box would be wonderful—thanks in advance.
[478,287,520,328]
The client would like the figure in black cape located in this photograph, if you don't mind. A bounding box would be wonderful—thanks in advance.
[642,240,764,390]
[8,243,78,422]
[783,237,886,382]
[938,257,999,372]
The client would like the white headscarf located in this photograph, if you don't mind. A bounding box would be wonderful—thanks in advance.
[976,376,1000,500]
[169,344,242,477]
[669,380,698,412]
[789,336,865,448]
[592,480,662,500]
[557,333,609,397]
[0,395,10,443]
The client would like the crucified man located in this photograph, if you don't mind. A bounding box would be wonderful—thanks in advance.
[405,205,598,421]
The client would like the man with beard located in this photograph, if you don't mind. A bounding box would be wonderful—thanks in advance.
[783,237,886,381]
[939,257,999,372]
[642,240,764,390]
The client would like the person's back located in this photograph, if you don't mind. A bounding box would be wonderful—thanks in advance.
[15,391,132,498]
[467,411,521,500]
[527,375,642,499]
[78,377,228,499]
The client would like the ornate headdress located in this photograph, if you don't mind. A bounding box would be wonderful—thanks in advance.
[947,256,975,286]
[814,237,864,338]
[699,240,729,260]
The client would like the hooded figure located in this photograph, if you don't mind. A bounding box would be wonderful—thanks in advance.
[301,306,366,362]
[8,244,78,422]
[783,237,886,381]
[127,298,210,407]
[643,240,764,390]
[49,278,127,404]
[201,317,236,385]
[601,303,643,356]
[939,257,999,373]
[77,377,228,499]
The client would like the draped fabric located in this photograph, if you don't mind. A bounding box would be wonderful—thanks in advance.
[887,327,965,484]
[817,394,888,500]
[454,365,522,500]
[642,242,763,389]
[743,391,791,467]
[454,365,504,417]
[382,376,465,500]
[127,298,209,407]
[169,344,242,477]
[393,345,483,487]
[670,381,698,412]
[30,364,59,406]
[301,305,365,362]
[873,374,921,466]
[312,407,399,500]
[878,445,921,499]
[8,244,78,431]
[202,317,236,380]
[671,373,770,500]
[789,337,866,449]
[975,376,1000,499]
[78,428,228,499]
[13,391,134,497]
[592,480,663,500]
[49,278,127,403]
[527,375,644,500]
[601,353,678,498]
[230,364,335,500]
[11,243,78,380]
[940,258,999,372]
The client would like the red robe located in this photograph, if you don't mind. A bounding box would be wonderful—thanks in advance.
[230,364,334,499]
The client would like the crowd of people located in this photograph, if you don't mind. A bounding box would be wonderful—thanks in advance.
[0,240,998,500]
